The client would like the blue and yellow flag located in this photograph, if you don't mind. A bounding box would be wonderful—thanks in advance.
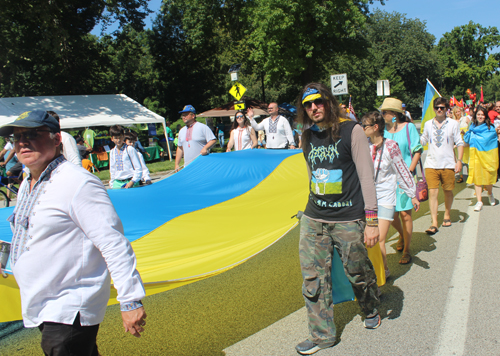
[421,79,441,133]
[465,123,499,185]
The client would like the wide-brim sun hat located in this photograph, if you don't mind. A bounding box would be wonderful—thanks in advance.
[380,98,404,114]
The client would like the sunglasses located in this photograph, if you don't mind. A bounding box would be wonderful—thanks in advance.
[236,115,244,119]
[362,124,374,129]
[434,106,447,111]
[13,129,52,142]
[303,98,324,110]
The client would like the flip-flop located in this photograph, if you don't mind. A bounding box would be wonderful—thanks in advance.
[399,253,412,264]
[425,226,439,235]
[442,219,452,227]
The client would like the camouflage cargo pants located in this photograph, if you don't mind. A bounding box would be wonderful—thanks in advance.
[299,215,380,343]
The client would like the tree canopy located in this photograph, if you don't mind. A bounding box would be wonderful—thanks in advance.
[1,1,499,121]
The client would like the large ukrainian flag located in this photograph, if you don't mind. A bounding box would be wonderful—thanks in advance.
[421,79,441,133]
[465,123,499,185]
[0,150,384,322]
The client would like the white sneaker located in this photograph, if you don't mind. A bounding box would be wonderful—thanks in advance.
[474,201,483,212]
[489,194,496,206]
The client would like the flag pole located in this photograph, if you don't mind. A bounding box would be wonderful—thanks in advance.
[426,78,442,97]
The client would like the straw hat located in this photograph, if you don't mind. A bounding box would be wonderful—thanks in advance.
[380,98,404,114]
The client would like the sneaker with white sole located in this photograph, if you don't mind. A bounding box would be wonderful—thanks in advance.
[474,201,483,212]
[489,194,496,206]
[364,313,381,329]
[295,340,335,355]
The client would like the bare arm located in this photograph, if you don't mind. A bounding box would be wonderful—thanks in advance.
[250,128,258,149]
[175,146,183,172]
[0,150,15,167]
[201,139,216,156]
[226,131,235,152]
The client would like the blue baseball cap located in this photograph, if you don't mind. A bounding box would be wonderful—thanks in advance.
[0,110,60,136]
[178,105,196,114]
[402,103,406,108]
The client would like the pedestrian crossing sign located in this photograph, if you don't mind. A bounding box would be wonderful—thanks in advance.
[229,82,246,101]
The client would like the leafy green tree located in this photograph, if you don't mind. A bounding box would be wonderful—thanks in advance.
[365,10,440,112]
[436,21,500,97]
[483,74,500,103]
[149,0,231,119]
[0,0,150,97]
[98,26,158,105]
[244,0,381,86]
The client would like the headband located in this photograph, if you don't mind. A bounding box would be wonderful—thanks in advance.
[302,88,321,104]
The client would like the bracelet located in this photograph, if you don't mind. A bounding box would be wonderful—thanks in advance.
[365,210,378,227]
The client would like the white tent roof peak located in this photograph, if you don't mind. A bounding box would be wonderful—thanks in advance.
[0,94,165,130]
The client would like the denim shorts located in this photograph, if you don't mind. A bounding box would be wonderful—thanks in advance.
[378,205,395,221]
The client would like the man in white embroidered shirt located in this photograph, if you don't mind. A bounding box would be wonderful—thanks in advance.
[247,103,296,149]
[0,110,147,356]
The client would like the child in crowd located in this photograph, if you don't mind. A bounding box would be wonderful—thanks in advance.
[81,151,100,173]
[125,132,153,185]
[109,125,142,189]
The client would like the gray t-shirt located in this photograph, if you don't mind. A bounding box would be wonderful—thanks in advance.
[178,122,216,166]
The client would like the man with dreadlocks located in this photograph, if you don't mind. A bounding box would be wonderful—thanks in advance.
[294,83,381,355]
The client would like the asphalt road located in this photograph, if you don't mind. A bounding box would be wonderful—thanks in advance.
[224,180,500,356]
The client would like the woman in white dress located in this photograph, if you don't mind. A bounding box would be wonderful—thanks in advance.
[226,110,258,151]
[362,111,420,277]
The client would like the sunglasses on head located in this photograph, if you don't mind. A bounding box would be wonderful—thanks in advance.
[303,98,324,110]
[13,129,52,142]
[434,106,447,111]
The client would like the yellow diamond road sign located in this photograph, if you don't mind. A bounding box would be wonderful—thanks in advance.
[229,82,246,101]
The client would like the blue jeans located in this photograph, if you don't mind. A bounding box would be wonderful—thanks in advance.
[218,132,224,148]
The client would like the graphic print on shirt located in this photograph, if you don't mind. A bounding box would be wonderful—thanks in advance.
[311,168,342,195]
[308,141,342,195]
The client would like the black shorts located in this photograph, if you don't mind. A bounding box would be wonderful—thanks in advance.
[7,161,22,177]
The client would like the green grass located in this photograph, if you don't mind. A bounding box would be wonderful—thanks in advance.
[92,159,182,181]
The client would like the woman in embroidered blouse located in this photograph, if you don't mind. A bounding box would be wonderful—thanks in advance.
[464,106,500,211]
[381,98,423,265]
[363,112,419,277]
[226,111,258,151]
[452,106,470,183]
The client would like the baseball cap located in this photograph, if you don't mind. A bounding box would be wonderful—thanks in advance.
[0,110,60,136]
[178,105,196,114]
[402,103,406,108]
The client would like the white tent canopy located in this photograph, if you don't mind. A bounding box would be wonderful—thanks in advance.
[0,94,172,160]
[0,94,165,130]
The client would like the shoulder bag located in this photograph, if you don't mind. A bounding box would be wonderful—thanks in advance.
[406,124,428,202]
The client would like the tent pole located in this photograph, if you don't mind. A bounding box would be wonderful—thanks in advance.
[162,120,172,161]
